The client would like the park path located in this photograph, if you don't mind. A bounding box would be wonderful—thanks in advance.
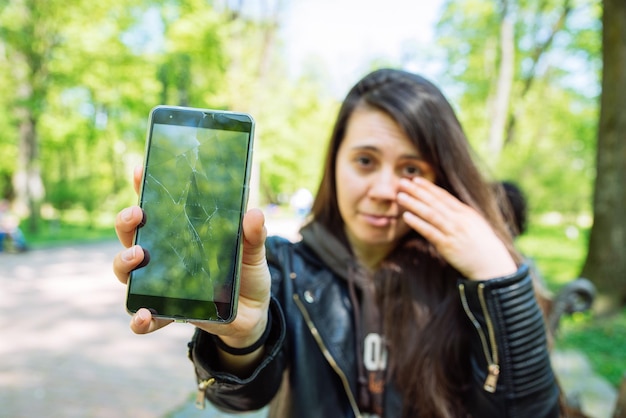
[0,217,300,418]
[0,240,201,418]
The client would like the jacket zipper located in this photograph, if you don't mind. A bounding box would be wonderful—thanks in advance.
[195,377,215,409]
[293,293,363,418]
[459,283,500,393]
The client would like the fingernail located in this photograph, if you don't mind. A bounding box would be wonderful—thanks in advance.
[134,309,148,325]
[121,207,133,222]
[122,246,136,262]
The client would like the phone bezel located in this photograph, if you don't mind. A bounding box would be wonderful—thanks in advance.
[126,105,255,323]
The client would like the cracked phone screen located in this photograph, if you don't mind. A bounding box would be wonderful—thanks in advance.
[130,116,251,309]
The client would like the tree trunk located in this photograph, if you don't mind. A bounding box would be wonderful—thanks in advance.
[581,0,626,313]
[6,3,53,233]
[503,0,572,145]
[225,0,283,209]
[13,107,44,233]
[487,1,514,162]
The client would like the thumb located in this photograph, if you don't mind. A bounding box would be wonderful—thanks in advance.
[242,208,267,266]
[239,208,271,301]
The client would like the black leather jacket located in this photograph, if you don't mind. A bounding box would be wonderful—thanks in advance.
[188,236,561,418]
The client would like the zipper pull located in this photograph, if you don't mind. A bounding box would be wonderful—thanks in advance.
[195,378,215,409]
[483,364,500,393]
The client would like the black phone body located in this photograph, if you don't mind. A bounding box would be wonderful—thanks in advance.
[126,106,255,323]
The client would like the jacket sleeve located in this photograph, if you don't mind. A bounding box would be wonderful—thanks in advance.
[187,296,287,412]
[458,264,562,418]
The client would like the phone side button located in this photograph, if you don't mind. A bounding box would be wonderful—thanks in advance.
[172,316,188,323]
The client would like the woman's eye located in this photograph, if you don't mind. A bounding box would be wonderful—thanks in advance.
[403,166,422,177]
[356,156,372,166]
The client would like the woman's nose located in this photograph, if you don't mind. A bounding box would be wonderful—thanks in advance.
[369,170,399,200]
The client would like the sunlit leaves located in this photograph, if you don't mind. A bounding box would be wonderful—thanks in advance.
[435,0,600,219]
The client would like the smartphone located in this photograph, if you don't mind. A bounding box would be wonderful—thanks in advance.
[126,106,255,323]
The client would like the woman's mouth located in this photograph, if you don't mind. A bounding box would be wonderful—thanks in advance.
[361,213,397,227]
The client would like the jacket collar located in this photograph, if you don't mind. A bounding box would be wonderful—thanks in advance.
[299,221,355,281]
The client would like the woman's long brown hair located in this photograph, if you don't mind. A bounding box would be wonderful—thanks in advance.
[310,68,522,417]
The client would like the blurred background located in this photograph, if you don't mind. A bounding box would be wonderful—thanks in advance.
[0,0,624,417]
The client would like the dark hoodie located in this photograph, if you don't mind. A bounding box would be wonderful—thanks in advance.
[300,222,386,417]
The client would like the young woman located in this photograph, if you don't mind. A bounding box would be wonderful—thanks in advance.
[113,69,561,417]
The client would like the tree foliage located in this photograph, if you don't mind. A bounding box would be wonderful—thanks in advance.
[434,0,600,217]
[0,0,157,229]
[0,0,335,230]
[433,0,626,308]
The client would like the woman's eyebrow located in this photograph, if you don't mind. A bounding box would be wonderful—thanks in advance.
[351,145,379,152]
[350,145,424,160]
[402,154,425,161]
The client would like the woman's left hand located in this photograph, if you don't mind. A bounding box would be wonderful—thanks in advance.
[397,177,517,281]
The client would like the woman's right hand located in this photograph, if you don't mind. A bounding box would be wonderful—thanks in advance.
[112,166,272,352]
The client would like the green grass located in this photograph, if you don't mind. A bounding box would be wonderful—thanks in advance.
[19,211,117,248]
[556,310,626,386]
[516,222,588,290]
[516,221,626,388]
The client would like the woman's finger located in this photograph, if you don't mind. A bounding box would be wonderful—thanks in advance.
[397,178,459,235]
[115,206,145,248]
[238,208,271,305]
[242,208,267,255]
[130,308,173,334]
[112,245,146,284]
[398,178,517,279]
[133,165,143,195]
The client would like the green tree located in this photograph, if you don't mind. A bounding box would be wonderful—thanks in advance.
[581,0,626,311]
[0,0,59,230]
[0,0,341,232]
[209,0,336,205]
[44,3,161,223]
[433,0,599,221]
[157,0,226,107]
[0,0,154,229]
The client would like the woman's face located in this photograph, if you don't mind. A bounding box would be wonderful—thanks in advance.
[335,107,435,262]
